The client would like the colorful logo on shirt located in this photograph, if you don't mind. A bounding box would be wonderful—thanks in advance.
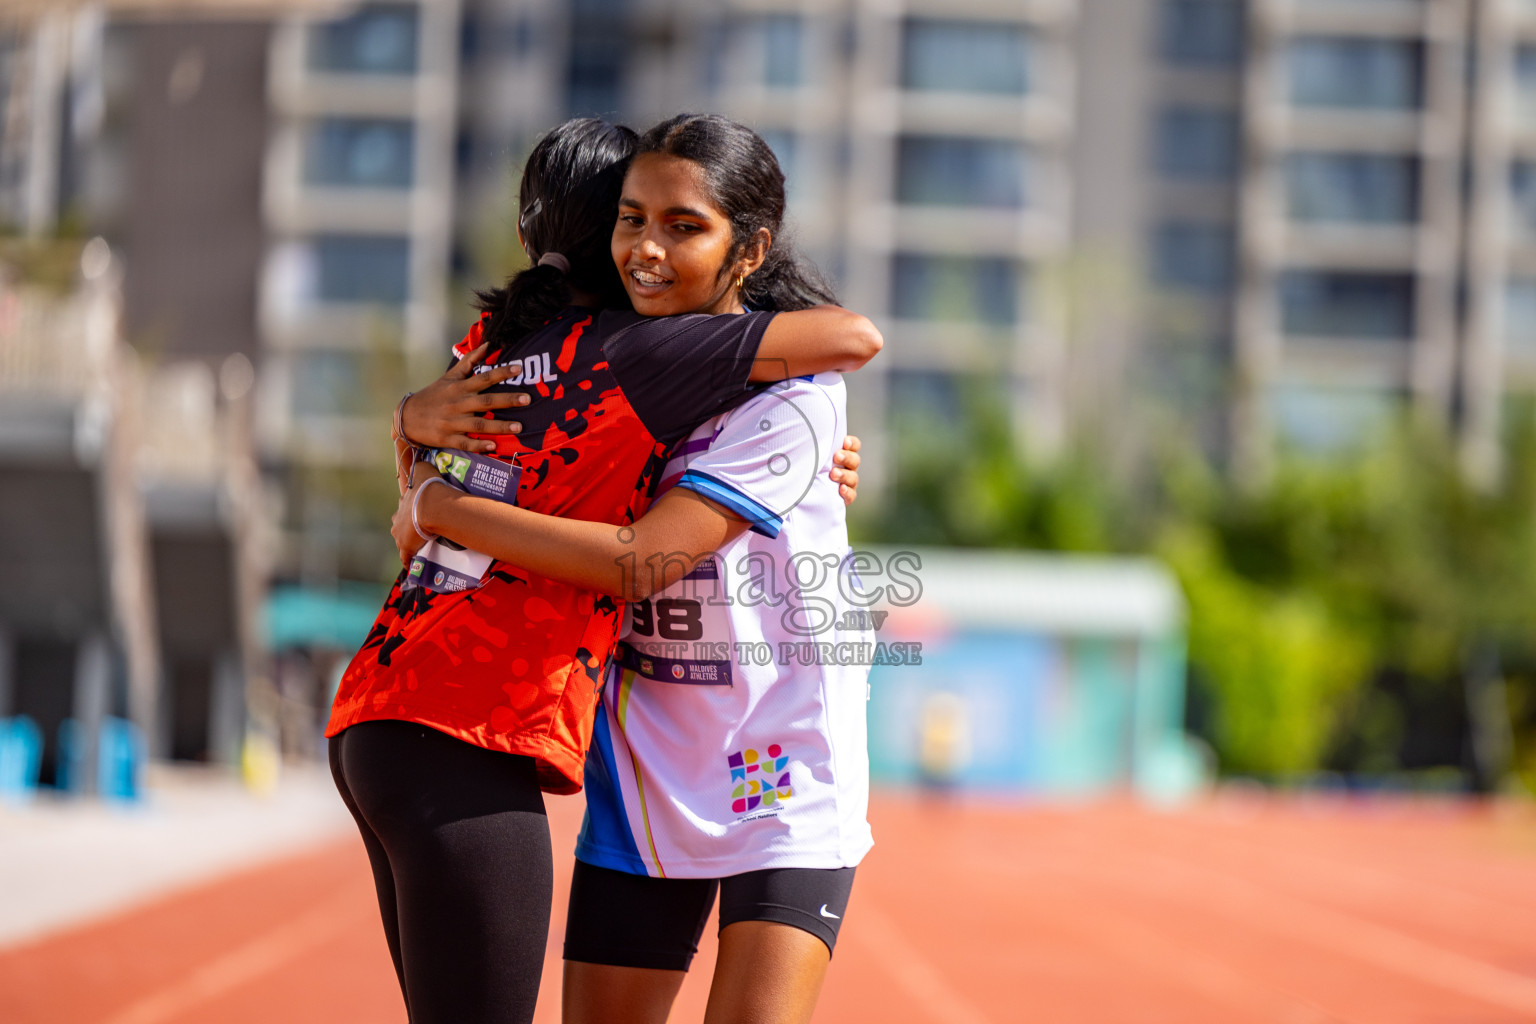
[671,664,686,680]
[729,744,792,815]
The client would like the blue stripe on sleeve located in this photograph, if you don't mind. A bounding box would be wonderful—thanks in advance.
[676,470,784,538]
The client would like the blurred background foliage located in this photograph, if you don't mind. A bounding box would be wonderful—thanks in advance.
[857,388,1536,792]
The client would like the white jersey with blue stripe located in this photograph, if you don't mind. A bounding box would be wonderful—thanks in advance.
[576,373,874,878]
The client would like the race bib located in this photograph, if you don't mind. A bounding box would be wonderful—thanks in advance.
[403,449,521,595]
[425,448,520,503]
[408,538,493,594]
[619,557,735,685]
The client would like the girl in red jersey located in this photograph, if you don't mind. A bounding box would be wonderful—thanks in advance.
[326,118,880,1024]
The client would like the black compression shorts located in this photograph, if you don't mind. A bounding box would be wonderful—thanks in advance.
[329,721,552,1024]
[563,860,856,971]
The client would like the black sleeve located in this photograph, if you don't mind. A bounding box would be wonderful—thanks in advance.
[598,309,777,445]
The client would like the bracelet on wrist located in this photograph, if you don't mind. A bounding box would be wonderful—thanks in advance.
[393,391,415,443]
[411,475,450,543]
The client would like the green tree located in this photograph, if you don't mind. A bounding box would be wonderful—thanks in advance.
[867,386,1536,788]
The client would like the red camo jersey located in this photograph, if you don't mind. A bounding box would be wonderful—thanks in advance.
[326,306,773,793]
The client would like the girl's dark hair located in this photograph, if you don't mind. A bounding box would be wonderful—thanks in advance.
[635,114,837,312]
[475,117,638,349]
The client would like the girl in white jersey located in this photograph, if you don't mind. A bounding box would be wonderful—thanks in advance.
[397,115,874,1024]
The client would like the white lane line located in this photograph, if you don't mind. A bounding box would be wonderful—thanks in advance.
[1242,884,1536,1016]
[1062,901,1351,1024]
[1071,842,1536,1018]
[855,904,994,1024]
[960,844,1348,1023]
[99,891,360,1024]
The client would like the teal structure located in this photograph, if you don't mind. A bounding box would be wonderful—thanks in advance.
[862,548,1202,803]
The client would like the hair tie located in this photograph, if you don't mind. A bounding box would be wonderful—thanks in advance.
[537,252,570,274]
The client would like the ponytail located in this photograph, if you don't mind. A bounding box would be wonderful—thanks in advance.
[474,118,638,351]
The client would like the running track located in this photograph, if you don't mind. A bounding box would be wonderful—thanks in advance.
[4,792,1536,1023]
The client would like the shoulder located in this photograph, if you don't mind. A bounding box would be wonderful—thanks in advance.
[597,309,776,346]
[593,309,645,335]
[767,372,844,399]
[759,373,844,423]
[450,310,494,358]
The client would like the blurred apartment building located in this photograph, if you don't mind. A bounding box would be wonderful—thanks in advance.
[9,0,1536,775]
[1139,0,1533,476]
[0,10,273,780]
[615,0,1079,465]
[259,2,459,583]
[0,1,474,778]
[528,0,1536,478]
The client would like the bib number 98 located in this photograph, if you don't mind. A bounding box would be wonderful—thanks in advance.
[629,598,704,641]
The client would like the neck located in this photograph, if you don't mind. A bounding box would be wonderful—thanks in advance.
[699,287,745,315]
[568,287,600,307]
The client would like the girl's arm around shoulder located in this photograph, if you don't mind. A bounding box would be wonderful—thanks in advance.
[750,306,882,382]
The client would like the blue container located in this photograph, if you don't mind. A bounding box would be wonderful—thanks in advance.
[0,716,43,803]
[99,717,144,802]
[54,717,145,800]
[56,718,83,793]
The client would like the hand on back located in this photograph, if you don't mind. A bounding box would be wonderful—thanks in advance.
[400,342,534,454]
[832,435,861,506]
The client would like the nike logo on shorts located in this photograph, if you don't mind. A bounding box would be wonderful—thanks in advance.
[820,904,840,919]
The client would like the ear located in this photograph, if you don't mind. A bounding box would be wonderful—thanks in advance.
[736,227,771,280]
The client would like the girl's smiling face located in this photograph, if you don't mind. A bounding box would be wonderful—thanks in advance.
[612,152,767,317]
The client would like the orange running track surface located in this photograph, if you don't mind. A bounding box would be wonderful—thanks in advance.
[3,791,1536,1024]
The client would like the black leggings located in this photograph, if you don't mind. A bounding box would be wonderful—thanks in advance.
[329,720,552,1024]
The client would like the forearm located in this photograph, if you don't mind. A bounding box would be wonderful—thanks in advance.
[416,485,738,599]
[418,488,637,596]
[751,306,883,381]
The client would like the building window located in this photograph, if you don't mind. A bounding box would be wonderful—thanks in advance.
[759,129,796,177]
[315,235,411,305]
[1156,107,1241,180]
[1286,152,1419,223]
[1516,47,1536,126]
[901,19,1032,94]
[890,369,966,419]
[896,136,1028,208]
[304,119,414,189]
[1272,385,1396,452]
[1512,162,1536,235]
[568,0,625,117]
[1287,38,1423,110]
[1159,0,1244,67]
[309,4,419,75]
[1152,222,1236,292]
[889,371,1017,452]
[740,15,802,87]
[758,129,800,201]
[891,254,1022,326]
[568,48,622,117]
[1508,279,1536,357]
[292,351,371,416]
[1280,271,1414,339]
